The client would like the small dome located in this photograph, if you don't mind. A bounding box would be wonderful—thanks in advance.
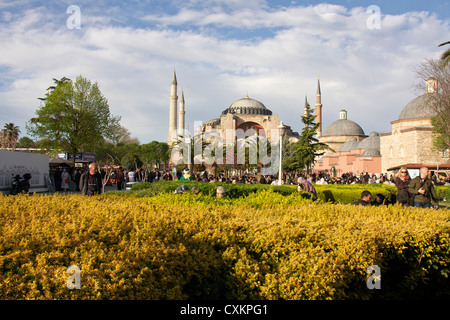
[222,96,272,116]
[323,119,365,136]
[357,131,380,150]
[361,148,381,157]
[339,137,360,152]
[398,93,438,120]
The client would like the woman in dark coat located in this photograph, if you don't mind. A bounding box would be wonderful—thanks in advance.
[394,167,412,206]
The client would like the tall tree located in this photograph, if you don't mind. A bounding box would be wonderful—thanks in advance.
[27,76,121,164]
[283,101,332,173]
[1,123,21,150]
[414,59,450,153]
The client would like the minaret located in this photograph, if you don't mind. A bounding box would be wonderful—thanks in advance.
[178,89,185,138]
[315,78,323,137]
[167,70,178,145]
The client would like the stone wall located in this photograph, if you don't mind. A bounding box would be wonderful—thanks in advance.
[380,117,450,172]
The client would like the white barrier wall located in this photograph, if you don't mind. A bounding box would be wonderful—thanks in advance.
[0,150,49,195]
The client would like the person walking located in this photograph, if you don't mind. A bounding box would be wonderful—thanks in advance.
[116,167,124,190]
[394,167,412,206]
[61,168,70,192]
[408,167,439,209]
[79,163,103,196]
[128,170,135,183]
[74,169,81,191]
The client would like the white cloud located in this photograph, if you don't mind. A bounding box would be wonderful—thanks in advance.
[0,2,448,144]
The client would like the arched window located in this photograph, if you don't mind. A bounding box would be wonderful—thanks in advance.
[237,122,266,137]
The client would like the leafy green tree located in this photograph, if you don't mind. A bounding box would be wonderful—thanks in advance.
[27,76,121,164]
[17,136,35,149]
[284,101,332,173]
[139,141,169,178]
[121,152,143,171]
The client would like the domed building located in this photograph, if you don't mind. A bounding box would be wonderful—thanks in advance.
[166,70,298,147]
[318,109,367,156]
[314,131,382,175]
[202,94,299,144]
[309,79,381,175]
[380,77,450,172]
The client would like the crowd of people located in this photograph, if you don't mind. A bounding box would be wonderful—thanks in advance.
[51,163,449,208]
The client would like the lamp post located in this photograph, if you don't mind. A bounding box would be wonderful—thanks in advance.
[277,121,286,185]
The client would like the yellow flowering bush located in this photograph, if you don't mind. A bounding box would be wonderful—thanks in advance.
[0,191,449,299]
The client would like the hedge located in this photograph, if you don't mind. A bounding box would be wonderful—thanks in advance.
[120,181,450,205]
[115,181,396,204]
[1,192,449,299]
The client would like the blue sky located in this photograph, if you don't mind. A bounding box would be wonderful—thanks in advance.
[0,0,449,144]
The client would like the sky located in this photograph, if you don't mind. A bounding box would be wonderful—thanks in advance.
[0,0,449,144]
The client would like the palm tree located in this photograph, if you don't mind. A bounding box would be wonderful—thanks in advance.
[439,41,450,69]
[1,123,21,150]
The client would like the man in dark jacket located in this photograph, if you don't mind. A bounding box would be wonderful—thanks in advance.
[408,167,438,209]
[79,163,103,195]
[351,190,372,206]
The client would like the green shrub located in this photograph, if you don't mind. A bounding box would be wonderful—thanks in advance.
[124,181,394,204]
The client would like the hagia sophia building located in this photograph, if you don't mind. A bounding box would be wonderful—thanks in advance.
[167,70,450,176]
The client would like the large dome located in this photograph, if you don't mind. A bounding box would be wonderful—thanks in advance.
[222,96,272,115]
[323,119,365,136]
[398,93,438,120]
[323,109,365,137]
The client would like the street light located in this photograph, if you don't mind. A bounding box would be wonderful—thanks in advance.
[277,121,286,185]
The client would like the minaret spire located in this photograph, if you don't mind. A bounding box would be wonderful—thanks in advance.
[178,89,185,137]
[167,69,178,145]
[316,77,321,95]
[315,77,323,137]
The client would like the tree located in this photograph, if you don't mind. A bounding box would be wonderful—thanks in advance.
[414,59,450,152]
[0,123,21,150]
[168,132,208,173]
[139,141,169,179]
[283,101,332,173]
[439,41,450,69]
[108,125,140,146]
[17,136,36,149]
[121,152,142,172]
[27,76,121,165]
